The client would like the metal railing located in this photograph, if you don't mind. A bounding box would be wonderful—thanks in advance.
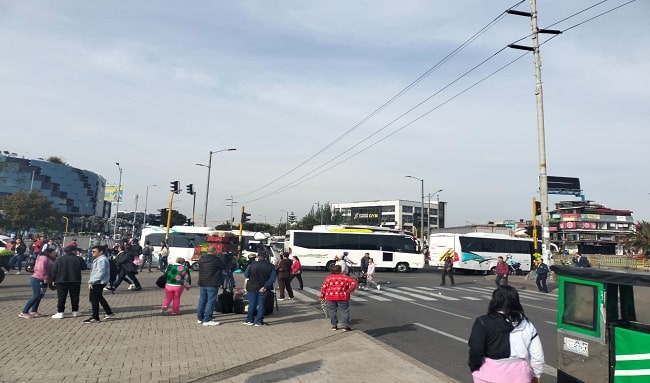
[554,254,648,270]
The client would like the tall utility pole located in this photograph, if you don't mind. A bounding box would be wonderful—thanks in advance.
[131,194,139,238]
[427,189,443,235]
[113,162,123,239]
[507,1,560,265]
[227,195,237,230]
[196,148,236,227]
[405,176,425,248]
[143,184,156,227]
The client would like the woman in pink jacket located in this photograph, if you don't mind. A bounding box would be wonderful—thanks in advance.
[19,248,56,318]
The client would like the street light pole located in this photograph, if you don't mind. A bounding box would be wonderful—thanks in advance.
[131,194,139,238]
[405,175,425,248]
[143,184,157,227]
[113,162,123,239]
[226,195,237,230]
[280,210,289,233]
[426,189,443,235]
[196,148,236,227]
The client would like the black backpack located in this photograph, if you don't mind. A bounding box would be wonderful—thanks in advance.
[142,246,152,256]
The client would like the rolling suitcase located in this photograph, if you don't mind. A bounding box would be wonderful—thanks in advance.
[233,288,247,314]
[215,280,234,313]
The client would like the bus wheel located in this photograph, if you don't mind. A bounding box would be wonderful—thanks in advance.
[325,261,335,272]
[489,267,496,275]
[191,263,200,271]
[396,263,409,273]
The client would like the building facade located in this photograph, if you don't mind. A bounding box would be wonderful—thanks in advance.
[331,199,445,235]
[549,200,635,255]
[0,154,108,217]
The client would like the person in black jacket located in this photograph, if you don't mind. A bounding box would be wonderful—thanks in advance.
[51,246,87,319]
[196,246,226,326]
[276,252,294,300]
[111,244,142,291]
[243,252,277,326]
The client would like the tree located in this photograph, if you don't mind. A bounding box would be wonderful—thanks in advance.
[624,221,650,256]
[0,190,62,232]
[46,156,66,164]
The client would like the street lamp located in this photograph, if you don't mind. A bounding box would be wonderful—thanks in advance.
[113,162,123,239]
[280,210,289,233]
[427,189,443,234]
[143,184,157,227]
[226,195,238,230]
[405,175,425,248]
[196,148,236,227]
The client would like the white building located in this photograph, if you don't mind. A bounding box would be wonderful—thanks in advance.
[331,199,446,235]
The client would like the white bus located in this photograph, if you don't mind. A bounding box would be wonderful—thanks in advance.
[285,226,424,272]
[428,232,537,274]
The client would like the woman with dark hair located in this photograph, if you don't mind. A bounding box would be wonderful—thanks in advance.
[158,241,169,272]
[290,255,303,290]
[468,285,544,383]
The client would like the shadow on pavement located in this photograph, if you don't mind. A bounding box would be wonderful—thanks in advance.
[365,322,418,338]
[244,360,323,383]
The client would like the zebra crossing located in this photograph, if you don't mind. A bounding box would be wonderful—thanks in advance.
[291,284,557,304]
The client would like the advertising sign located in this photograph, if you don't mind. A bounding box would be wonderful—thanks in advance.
[104,185,124,202]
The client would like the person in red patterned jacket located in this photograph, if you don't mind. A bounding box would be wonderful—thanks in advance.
[319,264,359,331]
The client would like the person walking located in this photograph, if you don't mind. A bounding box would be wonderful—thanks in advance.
[83,245,115,324]
[495,256,509,288]
[7,238,27,274]
[535,260,549,293]
[290,255,303,290]
[572,252,590,267]
[468,285,545,383]
[161,257,192,315]
[440,249,455,286]
[140,240,154,272]
[111,244,142,291]
[19,248,56,318]
[366,258,380,290]
[242,252,277,327]
[334,254,348,276]
[341,251,356,276]
[276,252,294,300]
[319,264,359,331]
[158,241,169,272]
[196,246,226,326]
[51,246,87,319]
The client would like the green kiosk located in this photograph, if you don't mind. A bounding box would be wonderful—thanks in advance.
[552,265,650,383]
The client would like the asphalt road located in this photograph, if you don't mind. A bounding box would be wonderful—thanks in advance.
[293,268,558,383]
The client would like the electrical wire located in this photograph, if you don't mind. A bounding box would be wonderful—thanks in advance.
[236,1,525,199]
[241,0,639,204]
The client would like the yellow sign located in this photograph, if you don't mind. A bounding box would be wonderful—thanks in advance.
[104,185,124,202]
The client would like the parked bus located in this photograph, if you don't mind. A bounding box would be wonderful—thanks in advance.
[428,232,537,274]
[285,225,424,272]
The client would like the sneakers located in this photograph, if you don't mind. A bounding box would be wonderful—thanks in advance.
[241,321,254,326]
[72,311,81,317]
[134,287,142,291]
[196,320,203,324]
[15,271,21,275]
[277,298,285,301]
[377,285,381,291]
[29,312,41,318]
[83,318,99,324]
[161,307,168,314]
[331,327,338,331]
[51,312,64,319]
[18,312,31,319]
[104,313,115,320]
[254,323,265,327]
[127,284,135,290]
[342,327,352,332]
[202,320,220,326]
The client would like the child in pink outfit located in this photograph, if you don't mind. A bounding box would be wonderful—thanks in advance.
[161,258,191,315]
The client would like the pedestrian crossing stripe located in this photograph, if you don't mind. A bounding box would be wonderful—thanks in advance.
[290,285,555,304]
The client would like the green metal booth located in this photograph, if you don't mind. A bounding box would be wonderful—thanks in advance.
[552,265,650,383]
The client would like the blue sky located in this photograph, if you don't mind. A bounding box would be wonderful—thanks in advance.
[1,0,648,227]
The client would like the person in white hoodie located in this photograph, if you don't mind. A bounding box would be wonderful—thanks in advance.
[468,285,544,383]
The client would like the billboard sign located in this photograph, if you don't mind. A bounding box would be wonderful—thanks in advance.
[104,185,124,202]
[547,176,581,196]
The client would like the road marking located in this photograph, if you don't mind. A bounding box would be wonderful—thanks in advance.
[461,296,482,301]
[524,303,557,313]
[398,286,460,301]
[300,287,369,302]
[354,290,391,301]
[373,289,414,301]
[409,302,472,320]
[413,322,558,378]
[389,287,438,301]
[544,321,556,325]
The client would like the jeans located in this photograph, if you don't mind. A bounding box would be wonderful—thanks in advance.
[327,300,350,329]
[536,274,548,293]
[89,284,113,320]
[159,257,168,272]
[441,268,455,286]
[277,272,293,299]
[22,277,47,313]
[495,274,508,288]
[246,290,267,325]
[290,273,303,289]
[163,284,185,314]
[8,254,26,271]
[56,282,81,313]
[197,287,218,322]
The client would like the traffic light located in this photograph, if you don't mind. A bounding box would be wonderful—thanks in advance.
[534,199,541,216]
[186,184,194,195]
[241,211,251,223]
[170,181,180,194]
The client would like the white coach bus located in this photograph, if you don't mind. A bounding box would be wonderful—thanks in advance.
[428,232,538,274]
[285,225,424,272]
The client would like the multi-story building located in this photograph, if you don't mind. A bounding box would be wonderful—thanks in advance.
[0,154,108,217]
[549,200,635,255]
[331,199,445,235]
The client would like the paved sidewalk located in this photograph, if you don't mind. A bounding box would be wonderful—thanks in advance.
[0,270,460,383]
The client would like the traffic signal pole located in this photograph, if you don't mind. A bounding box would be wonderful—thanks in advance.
[165,191,174,241]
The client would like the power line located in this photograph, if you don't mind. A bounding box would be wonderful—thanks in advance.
[236,1,523,199]
[242,0,639,203]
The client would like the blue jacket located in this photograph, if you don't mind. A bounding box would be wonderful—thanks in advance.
[89,255,110,285]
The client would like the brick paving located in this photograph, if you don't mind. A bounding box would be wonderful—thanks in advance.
[0,270,459,383]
